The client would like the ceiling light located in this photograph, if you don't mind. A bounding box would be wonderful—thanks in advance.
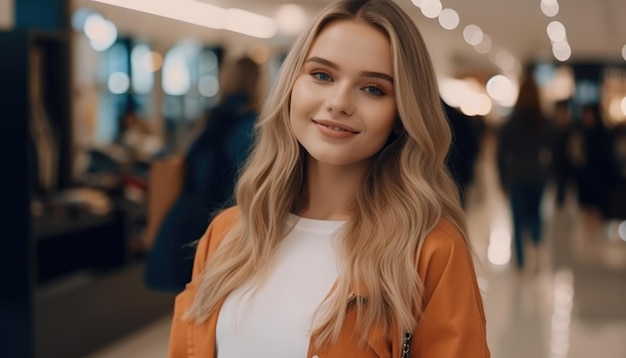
[108,72,130,94]
[541,1,559,17]
[162,52,191,96]
[495,50,516,72]
[463,25,483,46]
[224,8,277,39]
[474,34,492,54]
[439,77,470,108]
[552,41,571,61]
[486,75,515,102]
[275,4,307,36]
[89,0,277,39]
[84,14,117,51]
[438,8,459,30]
[547,21,566,43]
[420,0,442,18]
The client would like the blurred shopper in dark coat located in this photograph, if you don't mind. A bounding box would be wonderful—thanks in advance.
[497,72,554,271]
[570,103,613,225]
[605,122,626,220]
[145,57,260,292]
[443,101,480,208]
[551,99,575,208]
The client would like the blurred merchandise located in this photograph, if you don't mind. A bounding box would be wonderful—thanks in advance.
[31,187,113,219]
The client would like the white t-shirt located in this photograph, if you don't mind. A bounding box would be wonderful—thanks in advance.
[215,215,345,358]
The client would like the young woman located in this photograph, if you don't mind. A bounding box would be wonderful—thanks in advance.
[497,71,554,273]
[145,57,260,292]
[169,0,489,357]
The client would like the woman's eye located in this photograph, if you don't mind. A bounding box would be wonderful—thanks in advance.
[312,72,332,81]
[363,86,385,96]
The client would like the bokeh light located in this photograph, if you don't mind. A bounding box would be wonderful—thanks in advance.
[463,25,484,46]
[275,4,307,36]
[438,8,459,30]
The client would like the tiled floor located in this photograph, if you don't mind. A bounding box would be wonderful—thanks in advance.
[89,130,626,358]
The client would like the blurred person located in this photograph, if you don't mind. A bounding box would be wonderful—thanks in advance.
[169,0,489,357]
[551,99,575,208]
[604,122,626,220]
[144,56,260,292]
[570,103,613,231]
[497,71,554,273]
[443,101,481,208]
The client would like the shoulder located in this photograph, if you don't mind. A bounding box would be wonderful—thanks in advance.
[421,219,468,260]
[205,206,241,250]
[210,206,241,236]
[416,219,476,293]
[191,206,241,277]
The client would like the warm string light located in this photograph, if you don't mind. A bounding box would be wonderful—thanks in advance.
[411,0,492,55]
[540,0,571,62]
[413,1,521,115]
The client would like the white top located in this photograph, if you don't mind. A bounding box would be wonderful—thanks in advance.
[215,216,345,358]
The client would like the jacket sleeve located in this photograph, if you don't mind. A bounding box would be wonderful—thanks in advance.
[168,206,240,357]
[412,223,490,357]
[168,221,215,358]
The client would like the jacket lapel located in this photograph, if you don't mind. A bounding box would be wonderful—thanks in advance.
[188,296,225,358]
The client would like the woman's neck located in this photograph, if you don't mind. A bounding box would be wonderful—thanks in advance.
[298,157,368,221]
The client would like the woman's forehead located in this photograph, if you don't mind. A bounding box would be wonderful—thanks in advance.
[306,20,394,75]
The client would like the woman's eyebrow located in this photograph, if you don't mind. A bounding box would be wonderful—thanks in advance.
[361,71,394,84]
[305,56,339,69]
[304,56,394,84]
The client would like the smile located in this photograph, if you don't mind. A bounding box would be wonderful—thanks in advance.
[312,119,359,139]
[312,120,359,134]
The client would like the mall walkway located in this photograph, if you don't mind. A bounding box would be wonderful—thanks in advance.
[88,130,626,358]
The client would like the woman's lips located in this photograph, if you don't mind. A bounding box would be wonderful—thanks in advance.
[312,119,359,139]
[312,119,359,133]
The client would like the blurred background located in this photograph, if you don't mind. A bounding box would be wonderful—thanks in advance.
[1,0,625,357]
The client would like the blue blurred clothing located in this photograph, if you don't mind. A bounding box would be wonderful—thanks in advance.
[509,184,544,268]
[145,93,256,292]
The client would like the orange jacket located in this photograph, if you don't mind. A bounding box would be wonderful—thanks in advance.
[169,207,490,357]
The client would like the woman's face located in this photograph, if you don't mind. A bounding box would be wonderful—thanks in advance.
[290,20,397,168]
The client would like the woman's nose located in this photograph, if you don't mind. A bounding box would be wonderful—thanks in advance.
[326,83,355,116]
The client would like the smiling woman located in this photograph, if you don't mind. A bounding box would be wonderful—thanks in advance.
[290,20,397,168]
[169,0,490,357]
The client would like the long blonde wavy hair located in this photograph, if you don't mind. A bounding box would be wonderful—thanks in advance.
[186,0,468,346]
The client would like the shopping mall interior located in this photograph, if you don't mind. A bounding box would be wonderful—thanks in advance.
[1,0,626,357]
